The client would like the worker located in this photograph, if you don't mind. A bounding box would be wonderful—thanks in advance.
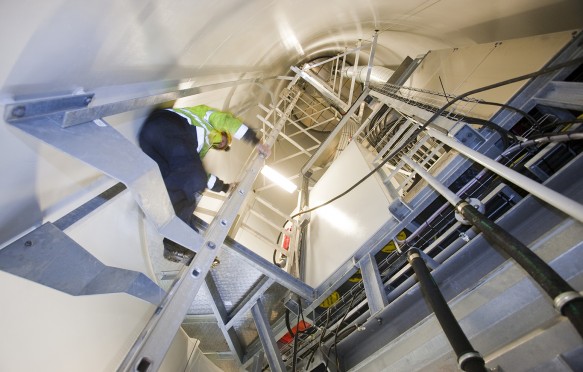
[139,105,271,263]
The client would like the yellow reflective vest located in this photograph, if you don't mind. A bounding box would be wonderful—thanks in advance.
[168,105,250,158]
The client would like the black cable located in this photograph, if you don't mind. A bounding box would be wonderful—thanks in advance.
[462,116,516,148]
[292,299,304,372]
[285,309,295,338]
[474,100,539,127]
[325,296,356,371]
[291,56,583,219]
[306,308,331,369]
[459,203,583,338]
[273,220,290,267]
[407,248,487,371]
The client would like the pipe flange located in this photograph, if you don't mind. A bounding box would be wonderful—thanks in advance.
[458,351,483,369]
[455,200,470,214]
[455,198,485,225]
[554,291,583,314]
[407,252,421,262]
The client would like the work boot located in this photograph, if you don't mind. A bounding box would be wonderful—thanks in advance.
[163,238,195,264]
[162,238,220,268]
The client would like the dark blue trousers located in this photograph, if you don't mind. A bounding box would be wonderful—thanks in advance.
[138,110,206,229]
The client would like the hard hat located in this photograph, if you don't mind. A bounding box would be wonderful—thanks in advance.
[210,130,232,150]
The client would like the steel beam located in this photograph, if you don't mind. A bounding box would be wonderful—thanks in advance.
[224,236,314,300]
[534,81,583,111]
[225,276,275,329]
[360,253,389,315]
[9,117,203,254]
[204,278,245,363]
[251,299,286,372]
[0,223,164,305]
[348,39,362,105]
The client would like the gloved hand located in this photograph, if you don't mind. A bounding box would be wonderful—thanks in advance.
[227,182,238,193]
[256,142,271,158]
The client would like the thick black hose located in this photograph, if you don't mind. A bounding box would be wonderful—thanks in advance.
[458,203,583,338]
[407,248,487,372]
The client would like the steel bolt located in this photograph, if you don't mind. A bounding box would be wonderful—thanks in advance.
[207,241,216,249]
[192,269,201,277]
[24,240,32,247]
[376,318,383,325]
[84,96,93,105]
[220,219,228,227]
[12,106,25,118]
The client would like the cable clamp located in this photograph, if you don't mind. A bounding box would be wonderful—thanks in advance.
[455,200,469,214]
[553,291,583,314]
[407,251,421,262]
[455,198,484,225]
[458,351,483,369]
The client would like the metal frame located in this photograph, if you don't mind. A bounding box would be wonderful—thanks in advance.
[251,298,286,372]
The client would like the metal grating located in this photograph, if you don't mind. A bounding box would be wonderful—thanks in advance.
[210,246,264,313]
[182,318,230,353]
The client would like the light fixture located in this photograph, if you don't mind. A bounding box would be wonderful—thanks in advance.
[261,165,297,193]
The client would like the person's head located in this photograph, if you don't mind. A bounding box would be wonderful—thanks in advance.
[211,131,232,151]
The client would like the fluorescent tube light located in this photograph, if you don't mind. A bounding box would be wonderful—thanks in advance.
[261,165,297,193]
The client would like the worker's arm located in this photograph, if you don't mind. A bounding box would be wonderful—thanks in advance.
[207,174,231,193]
[209,110,271,157]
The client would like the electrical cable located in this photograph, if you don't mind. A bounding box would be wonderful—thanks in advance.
[474,100,539,128]
[306,308,332,369]
[461,116,517,148]
[290,56,583,219]
[502,132,583,156]
[526,128,583,141]
[291,299,305,372]
[325,296,356,371]
[285,309,295,338]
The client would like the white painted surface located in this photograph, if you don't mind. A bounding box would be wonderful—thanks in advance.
[0,0,582,368]
[305,142,394,287]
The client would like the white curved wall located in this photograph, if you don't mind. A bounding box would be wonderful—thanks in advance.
[0,0,582,370]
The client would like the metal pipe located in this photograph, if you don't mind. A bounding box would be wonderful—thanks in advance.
[348,39,361,106]
[427,127,583,223]
[457,202,583,338]
[291,66,349,113]
[407,248,487,372]
[342,65,395,87]
[401,156,461,206]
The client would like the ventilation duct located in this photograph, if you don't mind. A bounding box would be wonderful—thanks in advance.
[341,65,394,86]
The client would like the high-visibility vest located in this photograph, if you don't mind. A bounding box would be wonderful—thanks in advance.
[168,105,250,158]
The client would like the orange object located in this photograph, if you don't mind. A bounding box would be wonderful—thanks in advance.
[279,320,311,344]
